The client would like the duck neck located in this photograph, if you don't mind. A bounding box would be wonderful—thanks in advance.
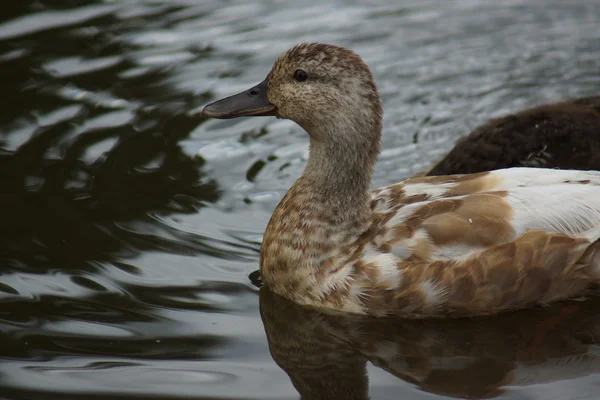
[259,107,382,295]
[298,118,381,224]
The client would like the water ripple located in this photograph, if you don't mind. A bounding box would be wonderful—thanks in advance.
[1,0,600,399]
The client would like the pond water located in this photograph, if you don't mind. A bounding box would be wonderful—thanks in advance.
[1,1,600,399]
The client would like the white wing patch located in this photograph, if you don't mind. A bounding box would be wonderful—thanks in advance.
[431,243,481,261]
[402,182,455,199]
[390,229,430,259]
[364,246,402,287]
[507,185,600,238]
[419,280,449,309]
[374,253,402,287]
[492,168,600,189]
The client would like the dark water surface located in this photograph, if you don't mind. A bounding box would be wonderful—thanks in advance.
[1,1,600,399]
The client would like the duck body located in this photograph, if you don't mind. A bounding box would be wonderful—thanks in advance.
[261,167,600,317]
[203,43,600,318]
[428,96,600,175]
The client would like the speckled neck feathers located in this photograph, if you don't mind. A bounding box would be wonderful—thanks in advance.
[301,107,382,221]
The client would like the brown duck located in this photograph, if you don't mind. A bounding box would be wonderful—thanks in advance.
[203,43,600,318]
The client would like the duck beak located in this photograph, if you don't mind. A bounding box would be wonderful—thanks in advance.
[202,79,276,119]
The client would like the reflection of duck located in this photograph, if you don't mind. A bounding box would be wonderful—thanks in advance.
[260,287,600,400]
[204,43,600,318]
[428,96,600,175]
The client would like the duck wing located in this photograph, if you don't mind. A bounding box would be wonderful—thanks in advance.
[355,168,600,317]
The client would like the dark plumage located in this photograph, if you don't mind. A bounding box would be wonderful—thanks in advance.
[427,96,600,175]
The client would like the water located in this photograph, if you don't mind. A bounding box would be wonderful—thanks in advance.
[1,1,600,399]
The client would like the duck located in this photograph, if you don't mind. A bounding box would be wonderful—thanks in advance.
[203,43,600,318]
[428,96,600,175]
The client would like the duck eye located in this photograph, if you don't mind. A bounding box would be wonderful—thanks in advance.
[294,69,308,82]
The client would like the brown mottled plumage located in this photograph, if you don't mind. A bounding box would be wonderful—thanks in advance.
[203,43,600,318]
[428,96,600,175]
[260,288,600,399]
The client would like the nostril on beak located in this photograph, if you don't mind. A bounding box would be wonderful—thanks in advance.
[248,88,259,96]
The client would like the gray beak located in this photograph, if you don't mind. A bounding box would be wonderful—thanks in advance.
[202,79,276,119]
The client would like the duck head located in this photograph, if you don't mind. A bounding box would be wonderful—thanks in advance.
[202,43,383,145]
